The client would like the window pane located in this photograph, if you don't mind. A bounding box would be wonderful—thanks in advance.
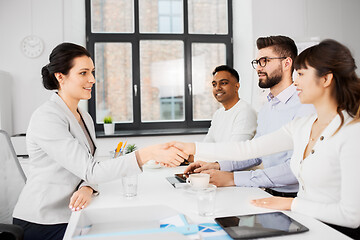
[172,17,182,33]
[192,43,226,120]
[172,1,182,15]
[159,1,171,14]
[140,41,184,122]
[139,0,183,33]
[159,16,171,32]
[188,0,228,34]
[91,0,133,33]
[95,43,133,123]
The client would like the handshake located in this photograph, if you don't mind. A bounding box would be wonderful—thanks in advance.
[139,141,234,187]
[137,141,196,168]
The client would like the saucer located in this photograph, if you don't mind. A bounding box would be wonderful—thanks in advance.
[143,160,161,169]
[180,184,216,194]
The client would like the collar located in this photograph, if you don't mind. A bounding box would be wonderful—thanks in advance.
[267,84,296,103]
[50,92,73,115]
[310,110,353,139]
[50,92,95,154]
[223,99,241,112]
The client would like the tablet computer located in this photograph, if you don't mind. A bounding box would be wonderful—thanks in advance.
[215,212,308,239]
[174,173,187,183]
[166,174,187,188]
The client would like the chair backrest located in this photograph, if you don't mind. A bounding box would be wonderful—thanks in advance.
[0,130,26,224]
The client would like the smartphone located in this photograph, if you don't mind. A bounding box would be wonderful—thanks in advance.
[174,173,187,183]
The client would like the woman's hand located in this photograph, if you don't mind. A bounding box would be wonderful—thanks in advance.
[251,196,294,210]
[69,186,93,212]
[138,143,189,167]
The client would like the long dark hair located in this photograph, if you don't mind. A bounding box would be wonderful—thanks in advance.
[295,39,360,131]
[41,43,91,90]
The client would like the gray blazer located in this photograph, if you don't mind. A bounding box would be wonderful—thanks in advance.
[13,93,142,224]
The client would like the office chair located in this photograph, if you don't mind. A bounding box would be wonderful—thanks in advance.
[0,130,26,240]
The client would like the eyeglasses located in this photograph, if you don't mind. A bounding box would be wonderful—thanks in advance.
[251,57,287,69]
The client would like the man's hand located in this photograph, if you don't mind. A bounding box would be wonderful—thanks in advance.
[202,169,235,187]
[251,197,294,210]
[187,155,194,163]
[69,186,93,212]
[170,141,196,155]
[184,161,220,174]
[139,143,189,168]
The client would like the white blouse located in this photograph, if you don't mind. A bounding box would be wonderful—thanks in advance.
[196,111,360,228]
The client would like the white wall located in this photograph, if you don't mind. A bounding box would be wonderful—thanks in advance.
[233,0,254,106]
[0,0,86,136]
[235,0,360,110]
[0,71,13,134]
[1,0,360,150]
[251,0,360,62]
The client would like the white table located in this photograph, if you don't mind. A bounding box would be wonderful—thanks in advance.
[64,166,350,239]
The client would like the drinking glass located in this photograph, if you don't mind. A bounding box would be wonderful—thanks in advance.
[197,185,217,216]
[122,175,138,198]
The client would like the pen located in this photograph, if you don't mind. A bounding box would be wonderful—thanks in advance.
[120,141,127,154]
[115,141,123,158]
[113,148,117,158]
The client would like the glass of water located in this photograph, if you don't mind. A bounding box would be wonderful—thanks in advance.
[197,184,217,216]
[122,175,138,198]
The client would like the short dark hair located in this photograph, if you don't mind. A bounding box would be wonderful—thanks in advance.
[256,35,298,72]
[41,42,91,90]
[295,39,360,131]
[212,65,240,83]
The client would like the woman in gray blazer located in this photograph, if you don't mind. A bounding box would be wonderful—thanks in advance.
[12,43,188,240]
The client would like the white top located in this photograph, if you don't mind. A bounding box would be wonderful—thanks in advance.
[196,112,360,228]
[13,93,142,224]
[203,99,257,142]
[219,85,315,192]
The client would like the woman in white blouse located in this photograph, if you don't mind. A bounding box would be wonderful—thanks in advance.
[174,39,360,238]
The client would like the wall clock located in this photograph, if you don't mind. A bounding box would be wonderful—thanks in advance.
[21,35,44,58]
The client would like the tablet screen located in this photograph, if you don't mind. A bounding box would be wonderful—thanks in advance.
[174,173,187,183]
[215,212,308,239]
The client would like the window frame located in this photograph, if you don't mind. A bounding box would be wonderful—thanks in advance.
[85,0,233,133]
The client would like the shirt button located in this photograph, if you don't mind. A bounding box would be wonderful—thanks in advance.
[311,149,315,154]
[320,136,324,141]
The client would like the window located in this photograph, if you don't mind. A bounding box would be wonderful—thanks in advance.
[86,0,233,133]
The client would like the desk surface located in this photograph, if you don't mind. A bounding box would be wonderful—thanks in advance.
[64,166,350,239]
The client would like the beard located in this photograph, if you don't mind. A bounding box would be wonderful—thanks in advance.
[258,68,283,89]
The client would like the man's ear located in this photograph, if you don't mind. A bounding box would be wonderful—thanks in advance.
[283,57,292,71]
[235,82,240,91]
[322,72,334,88]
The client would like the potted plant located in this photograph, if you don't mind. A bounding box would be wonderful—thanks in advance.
[125,144,137,154]
[103,116,114,135]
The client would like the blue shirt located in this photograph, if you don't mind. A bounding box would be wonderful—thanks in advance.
[219,84,315,192]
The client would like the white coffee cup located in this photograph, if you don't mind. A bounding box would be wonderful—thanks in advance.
[186,173,210,189]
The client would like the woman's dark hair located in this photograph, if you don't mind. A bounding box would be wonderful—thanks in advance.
[294,39,360,130]
[41,43,91,90]
[212,65,240,83]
